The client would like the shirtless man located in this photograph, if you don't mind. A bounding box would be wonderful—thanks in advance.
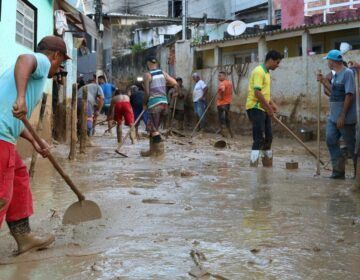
[108,90,136,148]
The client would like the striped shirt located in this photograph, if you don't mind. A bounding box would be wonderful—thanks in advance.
[148,69,168,109]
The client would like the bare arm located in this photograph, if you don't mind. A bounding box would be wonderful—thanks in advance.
[255,90,274,116]
[317,73,331,97]
[13,54,37,119]
[143,73,151,109]
[20,128,50,158]
[337,94,353,128]
[269,99,279,113]
[96,96,104,115]
[108,98,115,120]
[202,86,208,100]
[321,78,331,97]
[164,72,179,95]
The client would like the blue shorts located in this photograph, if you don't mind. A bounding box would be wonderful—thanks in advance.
[102,105,110,116]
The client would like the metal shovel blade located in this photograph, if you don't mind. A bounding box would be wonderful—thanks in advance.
[63,200,102,225]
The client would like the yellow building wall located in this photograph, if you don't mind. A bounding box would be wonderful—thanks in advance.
[267,37,302,57]
[196,27,360,68]
[312,28,360,53]
[202,49,214,68]
[222,43,258,53]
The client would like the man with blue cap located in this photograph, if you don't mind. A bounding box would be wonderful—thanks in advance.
[318,49,356,179]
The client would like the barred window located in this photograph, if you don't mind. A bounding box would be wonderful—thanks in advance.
[275,9,281,25]
[16,0,36,50]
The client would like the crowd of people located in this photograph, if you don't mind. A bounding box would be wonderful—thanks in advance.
[0,34,359,256]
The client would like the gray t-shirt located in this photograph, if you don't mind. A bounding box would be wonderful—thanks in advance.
[329,68,356,124]
[77,83,104,107]
[168,86,188,110]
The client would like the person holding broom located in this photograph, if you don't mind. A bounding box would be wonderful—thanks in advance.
[246,50,283,167]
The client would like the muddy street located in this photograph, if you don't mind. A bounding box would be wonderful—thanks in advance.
[1,127,360,280]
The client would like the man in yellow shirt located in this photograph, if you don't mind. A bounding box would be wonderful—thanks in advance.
[246,50,283,167]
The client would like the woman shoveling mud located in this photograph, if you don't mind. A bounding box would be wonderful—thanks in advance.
[0,36,70,255]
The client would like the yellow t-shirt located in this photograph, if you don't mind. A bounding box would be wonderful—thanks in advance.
[246,64,271,111]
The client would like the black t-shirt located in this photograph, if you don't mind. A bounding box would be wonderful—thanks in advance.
[130,90,144,109]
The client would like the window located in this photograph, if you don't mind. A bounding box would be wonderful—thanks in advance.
[275,9,281,25]
[16,0,36,50]
[168,0,182,17]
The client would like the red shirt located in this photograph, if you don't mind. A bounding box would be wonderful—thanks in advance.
[217,80,232,106]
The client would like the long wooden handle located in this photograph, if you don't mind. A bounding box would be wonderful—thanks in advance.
[22,118,85,201]
[273,115,325,165]
[169,96,178,132]
[190,93,217,138]
[117,110,145,150]
[317,70,322,175]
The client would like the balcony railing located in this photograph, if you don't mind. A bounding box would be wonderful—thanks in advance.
[304,0,360,19]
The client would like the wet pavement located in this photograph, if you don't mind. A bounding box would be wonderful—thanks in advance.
[1,126,360,280]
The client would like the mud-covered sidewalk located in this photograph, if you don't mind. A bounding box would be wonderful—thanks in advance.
[1,127,360,280]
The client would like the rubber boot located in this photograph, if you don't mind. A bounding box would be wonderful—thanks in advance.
[86,136,97,147]
[152,141,165,156]
[140,138,154,157]
[261,150,273,167]
[250,150,260,167]
[220,125,229,138]
[178,120,184,131]
[330,156,346,179]
[7,218,55,255]
[116,125,122,144]
[129,126,137,144]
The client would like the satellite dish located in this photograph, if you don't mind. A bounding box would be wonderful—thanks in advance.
[227,21,247,36]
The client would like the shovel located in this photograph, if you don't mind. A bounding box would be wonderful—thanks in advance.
[22,118,102,225]
[189,93,217,141]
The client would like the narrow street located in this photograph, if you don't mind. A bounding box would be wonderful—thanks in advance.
[1,126,360,280]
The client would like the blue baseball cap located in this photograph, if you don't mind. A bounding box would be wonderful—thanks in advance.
[323,50,343,62]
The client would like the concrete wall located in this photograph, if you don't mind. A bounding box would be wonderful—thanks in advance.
[0,0,54,156]
[190,49,360,134]
[112,45,168,89]
[174,40,194,89]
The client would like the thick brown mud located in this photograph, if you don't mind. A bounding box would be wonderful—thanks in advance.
[1,125,360,280]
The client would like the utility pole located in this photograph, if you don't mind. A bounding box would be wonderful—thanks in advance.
[95,0,103,79]
[182,0,187,40]
[268,0,273,25]
[172,0,175,17]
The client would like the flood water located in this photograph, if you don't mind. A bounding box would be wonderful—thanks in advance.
[1,127,360,280]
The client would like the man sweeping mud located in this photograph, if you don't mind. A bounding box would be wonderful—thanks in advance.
[246,50,283,167]
[108,89,136,146]
[0,36,69,255]
[141,56,179,157]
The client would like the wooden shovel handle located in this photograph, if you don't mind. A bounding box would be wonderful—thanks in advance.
[273,115,325,165]
[190,93,217,138]
[117,109,145,150]
[22,118,85,201]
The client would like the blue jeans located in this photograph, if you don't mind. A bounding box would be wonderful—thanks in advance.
[194,100,206,129]
[326,119,356,171]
